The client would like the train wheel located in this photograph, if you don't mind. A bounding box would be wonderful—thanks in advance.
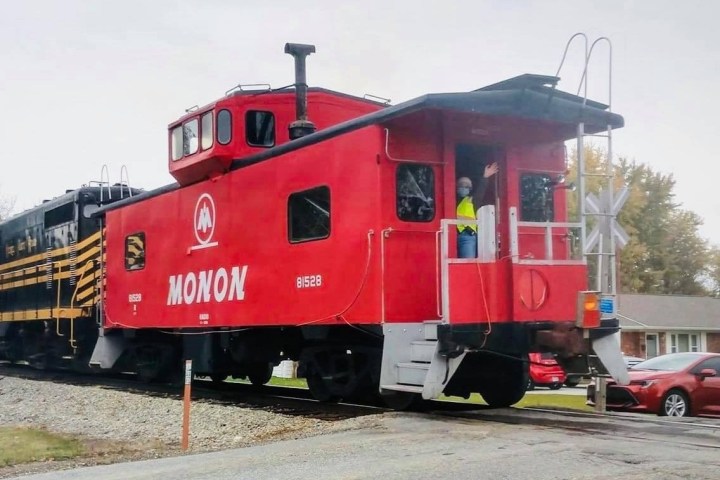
[481,355,529,408]
[306,370,342,403]
[135,345,175,383]
[248,363,273,386]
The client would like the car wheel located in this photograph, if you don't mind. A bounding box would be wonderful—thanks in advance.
[527,378,535,391]
[549,383,562,391]
[660,389,690,417]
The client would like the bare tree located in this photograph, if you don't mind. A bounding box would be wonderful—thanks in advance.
[0,189,16,221]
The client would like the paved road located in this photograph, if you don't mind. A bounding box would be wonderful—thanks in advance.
[13,407,719,480]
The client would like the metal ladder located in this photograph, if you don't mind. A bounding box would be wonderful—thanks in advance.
[88,164,134,202]
[555,32,620,317]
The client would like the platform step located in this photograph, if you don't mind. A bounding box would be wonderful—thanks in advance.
[397,362,430,386]
[410,340,436,363]
[423,320,441,341]
[380,384,424,394]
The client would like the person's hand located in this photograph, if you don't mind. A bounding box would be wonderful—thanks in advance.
[483,162,499,178]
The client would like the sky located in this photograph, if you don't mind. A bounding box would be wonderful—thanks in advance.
[1,0,719,243]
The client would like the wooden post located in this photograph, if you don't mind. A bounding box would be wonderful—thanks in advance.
[182,359,192,451]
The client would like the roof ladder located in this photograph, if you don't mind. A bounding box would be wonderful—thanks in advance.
[88,164,113,203]
[119,165,133,199]
[557,33,628,411]
[556,33,619,307]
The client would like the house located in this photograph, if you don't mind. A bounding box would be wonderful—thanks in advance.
[617,294,720,359]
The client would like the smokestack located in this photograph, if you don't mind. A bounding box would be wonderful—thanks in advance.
[284,42,317,140]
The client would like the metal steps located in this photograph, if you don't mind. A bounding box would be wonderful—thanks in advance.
[380,321,447,396]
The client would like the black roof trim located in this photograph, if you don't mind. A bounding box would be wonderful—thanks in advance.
[227,77,623,171]
[92,182,179,217]
[476,73,609,110]
[95,73,624,215]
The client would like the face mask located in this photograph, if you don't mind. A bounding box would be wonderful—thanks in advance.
[457,187,470,197]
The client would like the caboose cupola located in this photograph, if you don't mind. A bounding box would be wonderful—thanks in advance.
[166,42,383,187]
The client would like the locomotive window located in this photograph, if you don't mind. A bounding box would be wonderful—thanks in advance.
[217,109,232,145]
[125,232,146,271]
[246,110,275,147]
[184,119,199,156]
[201,111,213,150]
[396,164,435,222]
[171,126,183,161]
[44,203,74,229]
[288,186,330,243]
[520,173,555,222]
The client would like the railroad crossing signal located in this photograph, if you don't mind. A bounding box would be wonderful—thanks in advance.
[584,186,630,252]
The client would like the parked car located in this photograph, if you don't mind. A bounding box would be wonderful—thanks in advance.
[623,355,645,368]
[562,355,645,388]
[586,352,720,417]
[528,352,566,390]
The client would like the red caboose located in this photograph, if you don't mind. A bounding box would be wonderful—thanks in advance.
[90,42,626,407]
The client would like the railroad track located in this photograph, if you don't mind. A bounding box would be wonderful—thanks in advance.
[0,362,387,422]
[3,361,718,448]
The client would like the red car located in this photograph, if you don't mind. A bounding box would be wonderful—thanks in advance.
[587,352,720,417]
[528,352,567,390]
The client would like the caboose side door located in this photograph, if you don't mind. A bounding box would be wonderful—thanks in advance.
[381,159,443,323]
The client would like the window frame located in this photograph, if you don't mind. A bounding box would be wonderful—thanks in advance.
[287,186,331,244]
[669,332,703,353]
[201,111,214,151]
[124,232,146,271]
[691,357,720,374]
[217,109,232,145]
[395,163,436,223]
[519,171,556,222]
[245,110,276,148]
[171,125,184,161]
[183,118,199,156]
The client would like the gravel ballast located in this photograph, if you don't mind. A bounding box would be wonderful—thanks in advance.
[0,374,383,477]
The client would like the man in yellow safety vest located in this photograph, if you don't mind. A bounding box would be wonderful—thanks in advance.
[456,162,498,258]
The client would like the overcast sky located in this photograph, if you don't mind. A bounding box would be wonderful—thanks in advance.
[1,1,719,243]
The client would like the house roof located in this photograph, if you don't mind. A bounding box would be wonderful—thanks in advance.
[618,294,720,331]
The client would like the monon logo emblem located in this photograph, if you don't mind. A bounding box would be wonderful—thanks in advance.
[192,193,218,250]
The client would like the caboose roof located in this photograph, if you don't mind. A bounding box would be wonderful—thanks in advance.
[94,73,624,215]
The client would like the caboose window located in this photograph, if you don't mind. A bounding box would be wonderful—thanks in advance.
[520,173,555,222]
[246,111,275,147]
[288,186,330,243]
[183,119,199,156]
[171,126,183,161]
[217,109,232,145]
[201,111,213,150]
[396,164,435,222]
[125,232,146,271]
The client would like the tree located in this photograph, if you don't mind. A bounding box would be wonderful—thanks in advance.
[0,189,15,221]
[566,145,711,296]
[707,247,720,298]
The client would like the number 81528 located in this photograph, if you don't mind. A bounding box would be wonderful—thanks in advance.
[296,275,322,289]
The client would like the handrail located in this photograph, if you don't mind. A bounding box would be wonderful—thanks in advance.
[69,260,96,352]
[439,215,494,323]
[119,165,133,199]
[99,164,112,202]
[55,262,64,337]
[509,207,584,264]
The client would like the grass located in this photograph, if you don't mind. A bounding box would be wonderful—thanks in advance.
[440,392,592,411]
[263,376,590,411]
[267,377,308,388]
[0,427,84,467]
